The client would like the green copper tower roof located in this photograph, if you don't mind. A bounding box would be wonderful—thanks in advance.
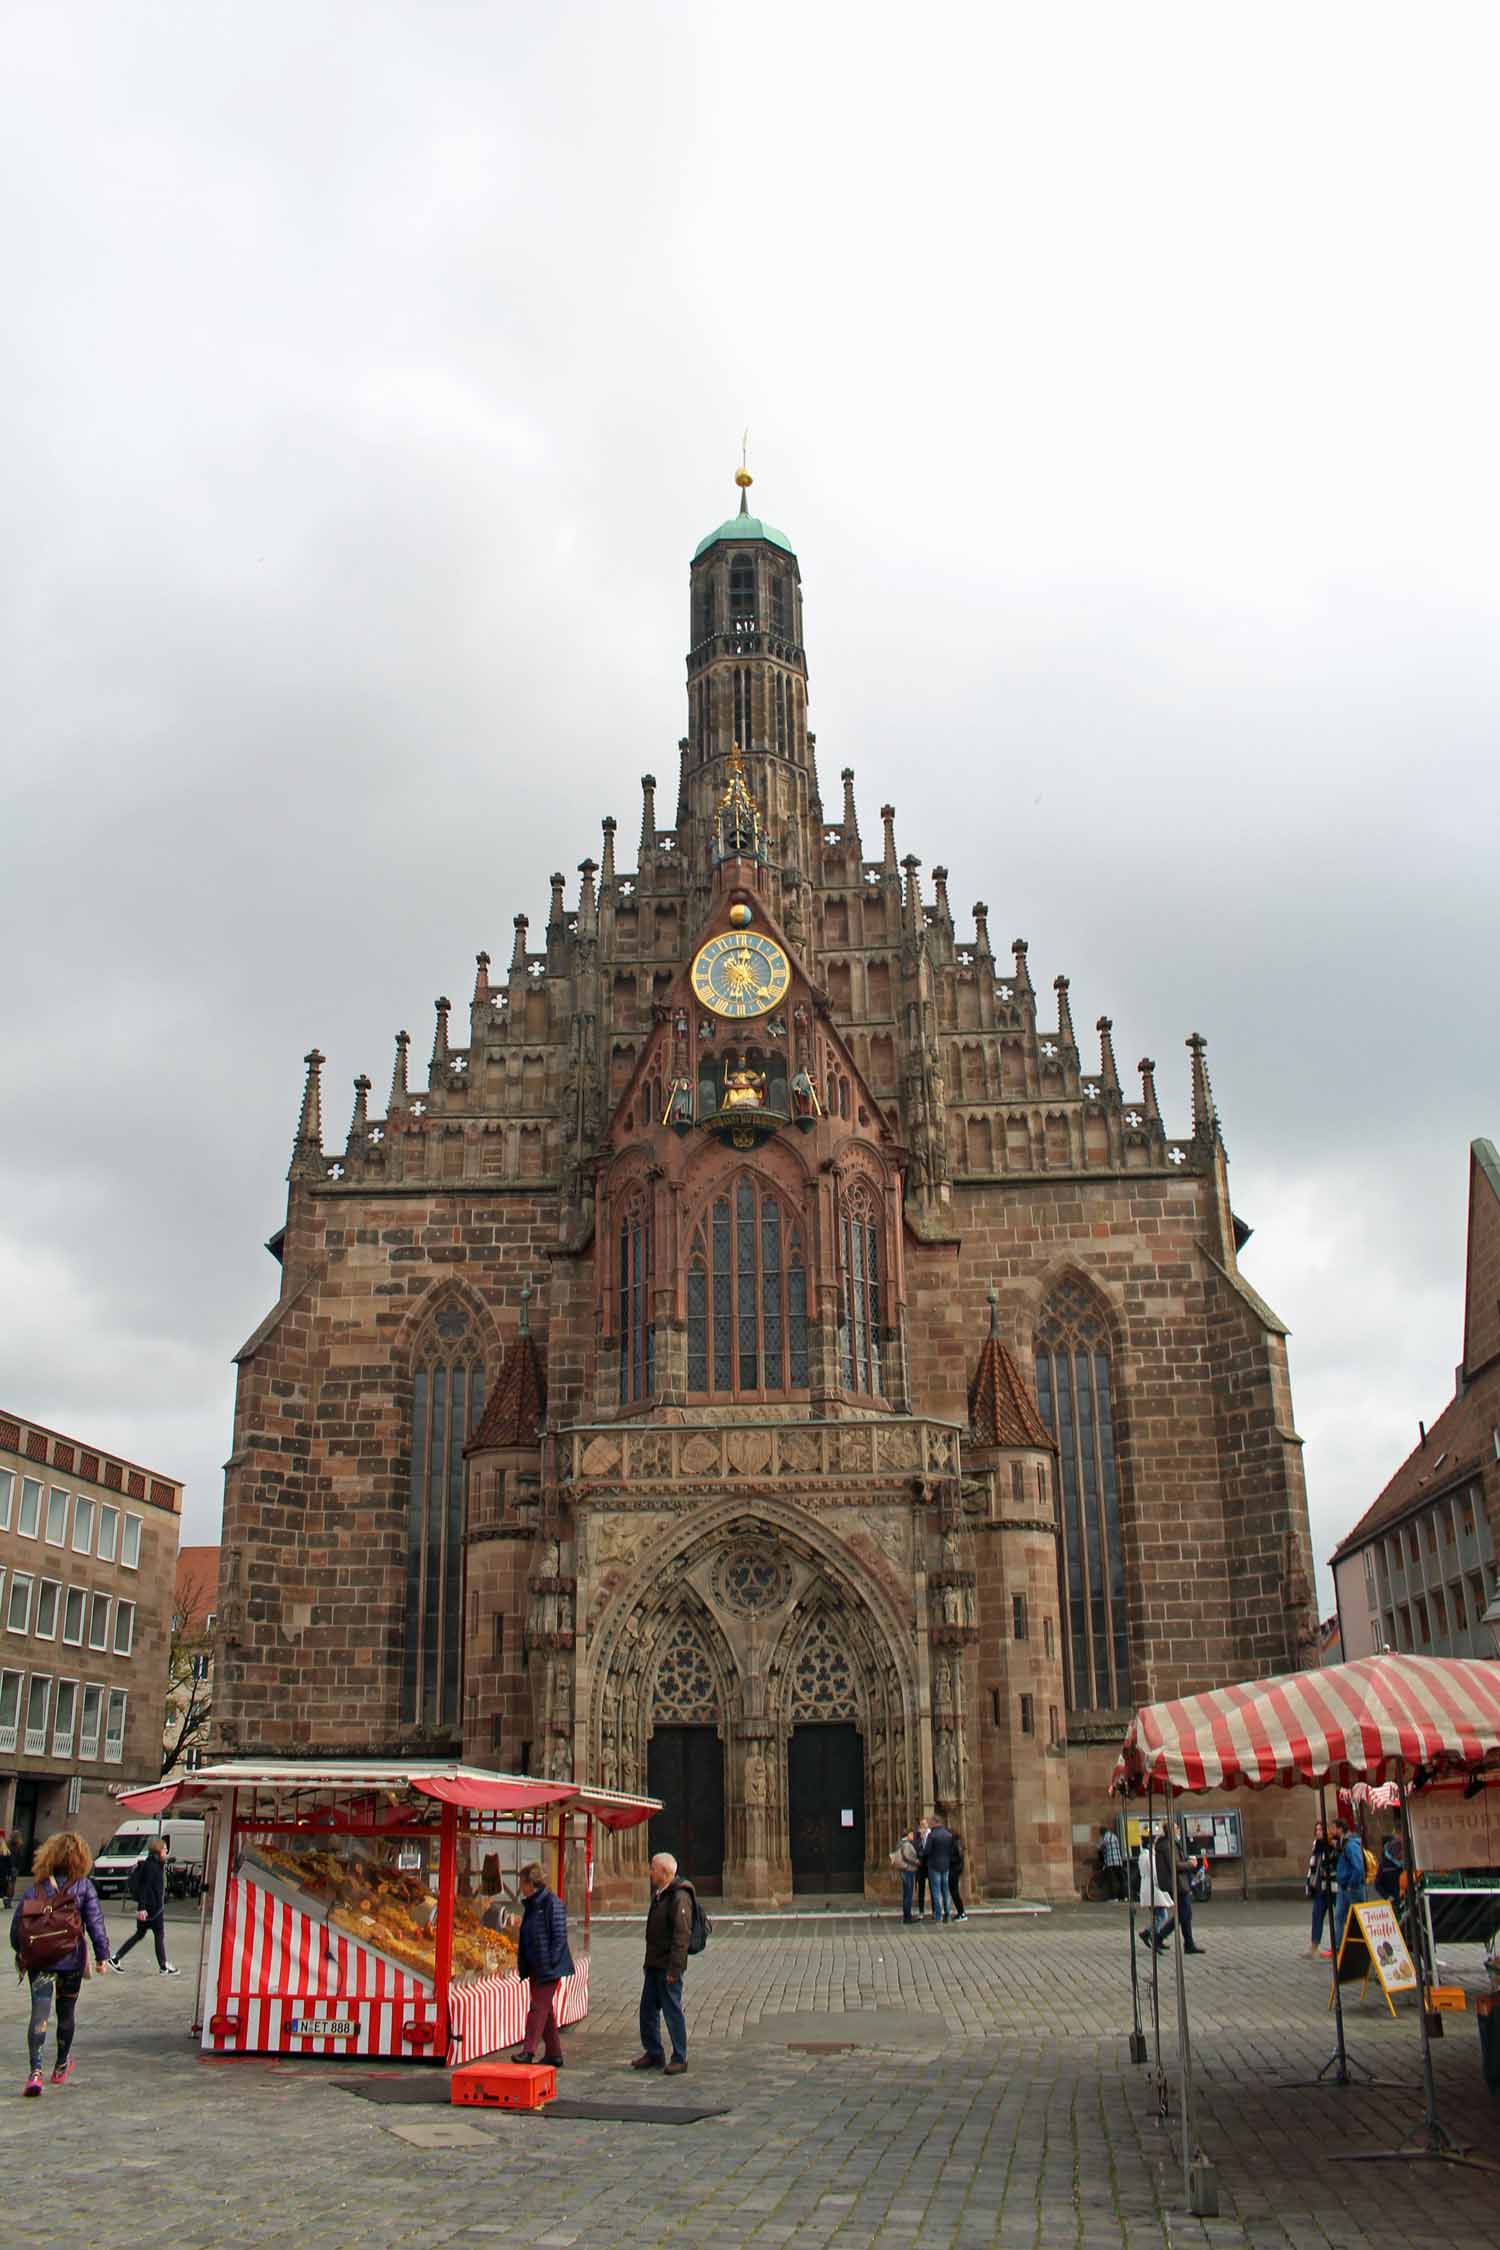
[692,469,796,561]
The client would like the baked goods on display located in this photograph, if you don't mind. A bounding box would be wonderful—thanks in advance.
[242,1838,518,1983]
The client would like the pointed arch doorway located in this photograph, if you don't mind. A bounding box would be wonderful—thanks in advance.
[643,1609,728,1894]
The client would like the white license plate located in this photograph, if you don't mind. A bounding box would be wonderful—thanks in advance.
[289,2017,357,2039]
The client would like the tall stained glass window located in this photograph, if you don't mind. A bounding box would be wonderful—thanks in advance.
[1033,1277,1130,1711]
[686,1174,807,1399]
[618,1192,655,1404]
[838,1182,883,1396]
[403,1304,485,1732]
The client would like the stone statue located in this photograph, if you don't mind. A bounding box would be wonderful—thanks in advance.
[935,1727,961,1805]
[943,1579,963,1627]
[722,1061,767,1111]
[744,1748,768,1806]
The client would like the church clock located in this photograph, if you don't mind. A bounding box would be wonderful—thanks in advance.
[690,929,791,1020]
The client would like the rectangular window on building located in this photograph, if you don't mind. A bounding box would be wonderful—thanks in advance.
[34,1580,60,1640]
[18,1478,42,1537]
[78,1684,102,1759]
[104,1688,127,1762]
[87,1593,110,1651]
[0,1468,12,1531]
[6,1573,33,1634]
[1414,1596,1430,1644]
[72,1496,94,1554]
[62,1586,84,1645]
[0,1670,20,1753]
[1043,1615,1055,1658]
[97,1504,118,1562]
[492,1613,504,1659]
[1012,1592,1029,1640]
[1019,1693,1035,1736]
[1050,1704,1061,1745]
[121,1514,142,1570]
[52,1678,77,1757]
[45,1488,69,1545]
[24,1674,51,1755]
[113,1601,135,1657]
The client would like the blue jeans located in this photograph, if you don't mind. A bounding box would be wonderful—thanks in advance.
[928,1868,952,1920]
[639,1969,687,2063]
[1310,1888,1329,1947]
[1333,1884,1364,1957]
[900,1871,916,1920]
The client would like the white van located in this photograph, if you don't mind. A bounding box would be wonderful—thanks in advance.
[93,1816,208,1899]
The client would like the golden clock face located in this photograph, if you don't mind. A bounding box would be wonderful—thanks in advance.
[690,929,791,1020]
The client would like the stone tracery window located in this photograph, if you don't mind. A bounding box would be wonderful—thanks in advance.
[1034,1275,1130,1712]
[617,1188,655,1404]
[686,1174,808,1400]
[653,1614,720,1723]
[712,1545,792,1616]
[790,1610,859,1721]
[838,1179,883,1397]
[403,1306,486,1733]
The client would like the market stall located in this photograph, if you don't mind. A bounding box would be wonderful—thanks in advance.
[113,1761,658,2068]
[1113,1652,1500,2207]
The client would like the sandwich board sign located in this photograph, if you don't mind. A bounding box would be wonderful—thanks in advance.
[1331,1899,1418,2017]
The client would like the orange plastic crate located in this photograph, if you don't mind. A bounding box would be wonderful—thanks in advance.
[451,2060,557,2111]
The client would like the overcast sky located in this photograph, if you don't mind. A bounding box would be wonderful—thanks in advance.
[5,5,1497,1615]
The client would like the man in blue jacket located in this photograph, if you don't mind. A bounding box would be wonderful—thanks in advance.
[511,1861,574,2067]
[1330,1819,1367,1959]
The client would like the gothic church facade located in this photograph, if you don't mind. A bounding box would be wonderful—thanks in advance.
[217,479,1317,1901]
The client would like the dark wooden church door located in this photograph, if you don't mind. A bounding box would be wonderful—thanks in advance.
[647,1725,726,1895]
[788,1722,865,1892]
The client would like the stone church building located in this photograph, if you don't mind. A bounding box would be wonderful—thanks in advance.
[216,476,1318,1901]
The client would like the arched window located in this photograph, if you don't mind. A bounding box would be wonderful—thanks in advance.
[404,1303,486,1732]
[838,1181,883,1396]
[1034,1276,1129,1712]
[686,1175,808,1399]
[618,1190,654,1404]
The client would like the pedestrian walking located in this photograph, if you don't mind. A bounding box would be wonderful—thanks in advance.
[509,1860,573,2068]
[1173,1837,1206,1955]
[1136,1826,1175,1951]
[10,1828,112,2095]
[949,1830,968,1921]
[1330,1818,1366,1958]
[0,1832,14,1909]
[631,1851,696,2076]
[108,1838,180,1975]
[913,1816,931,1921]
[923,1812,955,1923]
[1303,1818,1335,1955]
[891,1827,923,1923]
[1097,1823,1125,1901]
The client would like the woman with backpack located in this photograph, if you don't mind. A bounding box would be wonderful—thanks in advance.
[10,1829,112,2095]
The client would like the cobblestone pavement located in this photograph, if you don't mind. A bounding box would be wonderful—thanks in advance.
[3,1897,1496,2247]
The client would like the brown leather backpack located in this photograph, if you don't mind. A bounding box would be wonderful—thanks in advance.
[16,1882,84,1973]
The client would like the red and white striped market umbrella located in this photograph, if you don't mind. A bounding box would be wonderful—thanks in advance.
[1112,1652,1500,1796]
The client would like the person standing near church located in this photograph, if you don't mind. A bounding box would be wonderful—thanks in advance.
[892,1827,923,1923]
[923,1812,955,1923]
[1330,1818,1366,1957]
[1098,1823,1125,1901]
[510,1860,573,2068]
[632,1852,695,2075]
[109,1838,179,1976]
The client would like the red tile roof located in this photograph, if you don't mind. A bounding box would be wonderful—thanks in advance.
[969,1331,1055,1451]
[465,1332,547,1453]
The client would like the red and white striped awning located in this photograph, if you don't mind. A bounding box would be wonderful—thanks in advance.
[1113,1653,1500,1795]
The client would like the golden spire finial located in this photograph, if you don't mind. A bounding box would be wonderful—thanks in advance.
[736,428,752,511]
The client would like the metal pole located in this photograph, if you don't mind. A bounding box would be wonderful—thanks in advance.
[1124,1797,1146,2064]
[1167,1782,1216,2214]
[1396,1758,1442,2143]
[1322,1783,1352,2081]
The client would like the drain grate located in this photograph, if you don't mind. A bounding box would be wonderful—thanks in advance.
[786,2040,856,2055]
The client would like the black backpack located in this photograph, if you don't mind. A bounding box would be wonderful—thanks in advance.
[682,1884,711,1955]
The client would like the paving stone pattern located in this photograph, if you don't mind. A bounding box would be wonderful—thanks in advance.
[2,1900,1495,2247]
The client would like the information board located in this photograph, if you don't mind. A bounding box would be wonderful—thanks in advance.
[1332,1899,1418,2016]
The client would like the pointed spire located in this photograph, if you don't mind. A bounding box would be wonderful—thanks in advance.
[931,866,953,930]
[1187,1033,1219,1142]
[600,816,617,887]
[1054,975,1075,1049]
[509,914,529,973]
[1096,1016,1120,1095]
[473,951,490,1005]
[901,853,922,929]
[1011,937,1034,1003]
[577,858,598,931]
[348,1072,371,1144]
[969,1304,1056,1451]
[639,774,657,859]
[736,448,753,517]
[430,996,451,1076]
[290,1048,325,1176]
[840,766,861,846]
[1138,1057,1161,1124]
[388,1028,410,1112]
[972,902,993,960]
[987,1285,1000,1338]
[519,1280,532,1336]
[880,804,899,878]
[464,1310,548,1454]
[547,872,566,932]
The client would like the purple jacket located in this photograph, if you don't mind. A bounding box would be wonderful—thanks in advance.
[9,1876,111,1977]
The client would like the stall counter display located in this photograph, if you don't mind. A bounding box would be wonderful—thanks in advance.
[243,1837,520,1983]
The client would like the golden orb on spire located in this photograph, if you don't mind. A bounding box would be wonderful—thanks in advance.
[734,467,753,490]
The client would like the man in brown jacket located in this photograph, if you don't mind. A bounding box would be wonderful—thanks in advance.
[631,1851,696,2075]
